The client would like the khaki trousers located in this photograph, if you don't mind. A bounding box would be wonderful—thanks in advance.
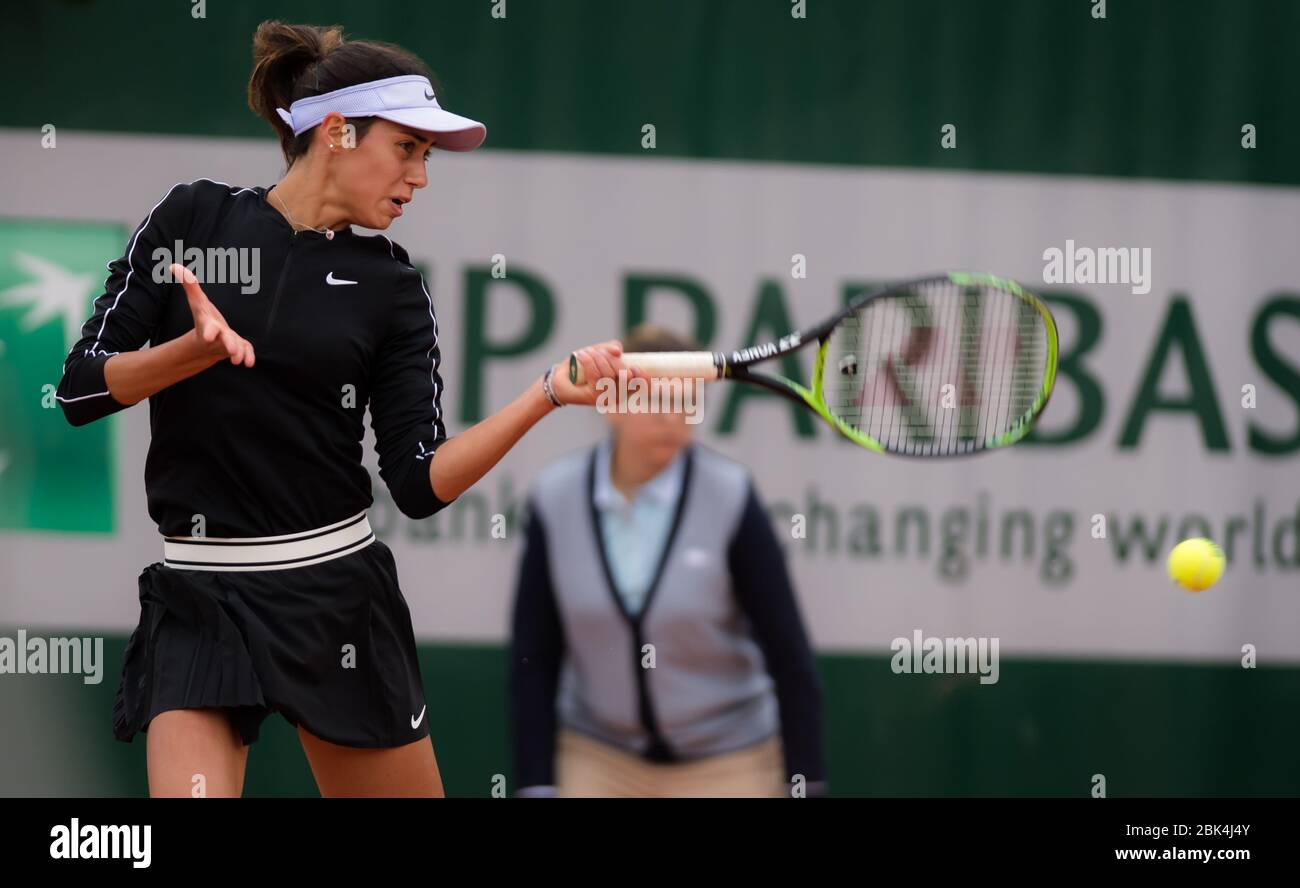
[556,729,787,798]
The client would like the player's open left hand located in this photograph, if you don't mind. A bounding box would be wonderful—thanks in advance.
[173,263,256,368]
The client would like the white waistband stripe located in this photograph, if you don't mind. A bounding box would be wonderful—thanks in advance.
[163,513,375,572]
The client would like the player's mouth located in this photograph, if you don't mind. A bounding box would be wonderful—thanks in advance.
[389,196,410,216]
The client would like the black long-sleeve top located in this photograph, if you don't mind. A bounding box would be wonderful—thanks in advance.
[56,178,452,536]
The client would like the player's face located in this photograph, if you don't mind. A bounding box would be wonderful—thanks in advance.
[333,118,433,230]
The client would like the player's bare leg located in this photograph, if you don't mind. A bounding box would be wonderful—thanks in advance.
[147,708,249,798]
[297,727,445,797]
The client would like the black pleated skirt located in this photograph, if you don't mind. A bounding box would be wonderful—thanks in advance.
[113,539,429,749]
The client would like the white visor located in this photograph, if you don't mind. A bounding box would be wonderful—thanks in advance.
[275,74,486,152]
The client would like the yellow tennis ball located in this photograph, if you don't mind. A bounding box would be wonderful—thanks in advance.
[1167,538,1225,592]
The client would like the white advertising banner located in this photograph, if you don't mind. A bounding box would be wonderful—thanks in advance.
[2,130,1297,662]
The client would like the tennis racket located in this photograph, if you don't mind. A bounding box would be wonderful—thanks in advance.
[569,272,1058,456]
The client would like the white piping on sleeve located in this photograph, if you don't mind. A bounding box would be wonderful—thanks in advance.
[88,181,188,354]
[417,274,442,432]
[55,390,112,403]
[88,179,258,356]
[380,234,443,439]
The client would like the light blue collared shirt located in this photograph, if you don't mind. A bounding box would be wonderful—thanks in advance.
[592,438,687,617]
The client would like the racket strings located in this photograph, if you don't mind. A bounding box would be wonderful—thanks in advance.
[825,280,1049,455]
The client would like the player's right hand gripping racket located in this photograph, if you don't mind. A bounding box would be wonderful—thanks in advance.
[570,272,1058,456]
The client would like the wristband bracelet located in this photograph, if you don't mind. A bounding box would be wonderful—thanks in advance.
[541,364,563,407]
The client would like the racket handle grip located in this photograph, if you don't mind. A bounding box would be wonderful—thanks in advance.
[568,351,719,385]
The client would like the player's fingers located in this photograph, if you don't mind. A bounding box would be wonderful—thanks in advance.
[222,329,242,361]
[205,300,230,327]
[576,348,600,379]
[572,348,599,390]
[606,350,647,380]
[175,264,210,309]
[589,349,618,382]
[596,340,635,379]
[619,358,645,380]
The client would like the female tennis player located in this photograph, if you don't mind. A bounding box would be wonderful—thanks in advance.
[55,20,630,798]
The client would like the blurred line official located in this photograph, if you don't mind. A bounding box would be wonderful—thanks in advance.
[510,325,827,797]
